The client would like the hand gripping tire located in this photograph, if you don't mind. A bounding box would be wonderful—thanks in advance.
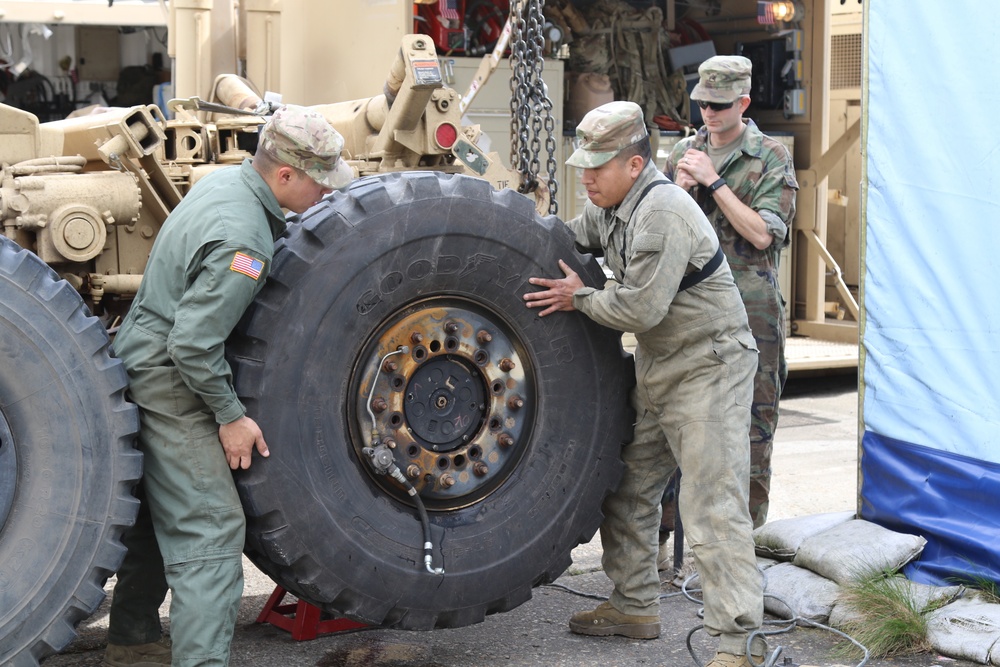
[228,172,634,629]
[0,237,141,665]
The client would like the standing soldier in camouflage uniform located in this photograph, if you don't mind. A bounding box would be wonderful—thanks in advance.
[665,55,798,531]
[103,105,352,667]
[525,101,766,667]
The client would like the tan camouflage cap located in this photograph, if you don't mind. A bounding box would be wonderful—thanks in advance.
[258,104,353,189]
[691,55,752,103]
[566,101,648,169]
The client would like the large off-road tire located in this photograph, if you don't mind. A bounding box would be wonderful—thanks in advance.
[228,172,634,630]
[0,237,141,665]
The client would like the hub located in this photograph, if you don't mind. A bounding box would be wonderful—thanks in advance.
[352,298,534,510]
[403,356,486,452]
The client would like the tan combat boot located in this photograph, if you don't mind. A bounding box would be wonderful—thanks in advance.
[568,601,660,639]
[705,651,764,667]
[102,636,171,666]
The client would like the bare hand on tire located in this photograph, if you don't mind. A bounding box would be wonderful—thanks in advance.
[524,259,583,317]
[219,416,270,469]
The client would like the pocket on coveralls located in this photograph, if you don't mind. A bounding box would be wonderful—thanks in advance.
[710,328,758,409]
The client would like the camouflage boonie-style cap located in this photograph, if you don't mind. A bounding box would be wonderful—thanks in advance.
[566,101,648,169]
[691,55,752,103]
[258,105,353,189]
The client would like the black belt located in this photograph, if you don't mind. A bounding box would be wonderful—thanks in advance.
[678,245,724,291]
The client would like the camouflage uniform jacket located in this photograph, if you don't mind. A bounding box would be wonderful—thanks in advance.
[113,159,286,425]
[664,119,797,272]
[568,160,757,411]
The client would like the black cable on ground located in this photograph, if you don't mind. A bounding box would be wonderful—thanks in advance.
[544,570,872,667]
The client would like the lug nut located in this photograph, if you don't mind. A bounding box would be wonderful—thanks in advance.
[507,395,524,410]
[499,433,514,447]
[440,473,457,488]
[499,358,515,372]
[406,464,421,479]
[382,359,398,373]
[444,321,459,334]
[473,462,489,476]
[477,330,493,344]
[410,332,424,344]
[371,397,388,413]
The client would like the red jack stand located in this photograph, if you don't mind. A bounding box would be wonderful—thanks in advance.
[255,585,368,641]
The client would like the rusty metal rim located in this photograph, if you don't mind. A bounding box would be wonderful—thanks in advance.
[349,295,536,512]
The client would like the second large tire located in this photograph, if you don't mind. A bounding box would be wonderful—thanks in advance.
[0,237,141,666]
[228,172,634,629]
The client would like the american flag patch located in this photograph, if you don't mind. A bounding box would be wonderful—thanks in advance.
[230,252,264,280]
[757,1,775,24]
[439,0,459,20]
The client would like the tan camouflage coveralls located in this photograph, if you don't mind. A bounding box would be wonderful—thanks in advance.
[568,161,764,654]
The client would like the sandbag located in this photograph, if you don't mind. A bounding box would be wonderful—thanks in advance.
[925,596,1000,665]
[792,519,926,584]
[762,562,841,624]
[753,510,855,560]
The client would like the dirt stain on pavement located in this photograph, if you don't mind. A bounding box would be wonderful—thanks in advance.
[317,639,446,667]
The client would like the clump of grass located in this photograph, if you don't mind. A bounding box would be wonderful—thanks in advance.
[834,572,939,659]
[949,570,1000,604]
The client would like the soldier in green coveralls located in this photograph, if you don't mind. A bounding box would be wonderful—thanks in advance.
[103,105,353,667]
[664,55,798,533]
[524,101,766,667]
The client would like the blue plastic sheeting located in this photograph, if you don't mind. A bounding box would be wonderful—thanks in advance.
[860,431,1000,586]
[862,2,1000,465]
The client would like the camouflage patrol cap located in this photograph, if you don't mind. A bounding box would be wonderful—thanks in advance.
[566,101,648,169]
[258,104,353,189]
[691,55,752,103]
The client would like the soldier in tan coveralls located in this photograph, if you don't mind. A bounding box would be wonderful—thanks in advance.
[524,101,766,666]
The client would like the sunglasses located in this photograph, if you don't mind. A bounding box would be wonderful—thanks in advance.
[696,100,735,111]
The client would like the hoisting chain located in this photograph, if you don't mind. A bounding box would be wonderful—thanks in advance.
[509,0,559,215]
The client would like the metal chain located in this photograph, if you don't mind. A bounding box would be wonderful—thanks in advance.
[509,0,559,215]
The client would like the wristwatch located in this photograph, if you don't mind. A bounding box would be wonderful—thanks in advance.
[707,177,727,194]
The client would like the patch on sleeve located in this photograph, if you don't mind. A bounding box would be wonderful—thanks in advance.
[632,233,664,252]
[230,252,264,280]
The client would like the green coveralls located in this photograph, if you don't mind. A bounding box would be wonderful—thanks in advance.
[109,159,286,666]
[666,120,798,528]
[569,161,764,655]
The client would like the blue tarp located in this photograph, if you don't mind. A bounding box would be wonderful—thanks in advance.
[861,1,1000,585]
[861,432,1000,585]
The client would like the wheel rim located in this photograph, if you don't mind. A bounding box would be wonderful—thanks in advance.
[0,406,16,530]
[351,297,535,511]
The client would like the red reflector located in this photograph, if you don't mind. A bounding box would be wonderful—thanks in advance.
[435,122,458,149]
